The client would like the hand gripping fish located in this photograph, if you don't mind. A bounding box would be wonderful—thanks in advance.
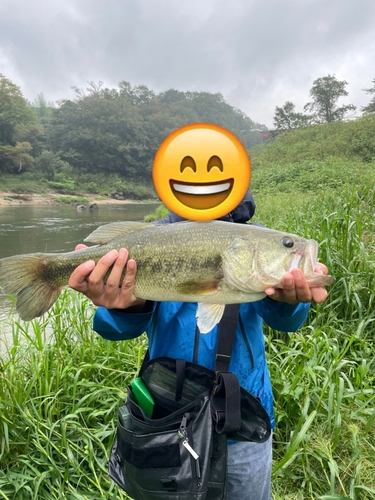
[0,220,333,333]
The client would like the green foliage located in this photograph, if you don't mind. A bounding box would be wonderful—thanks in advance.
[273,101,311,131]
[251,158,374,195]
[34,150,72,181]
[86,182,100,194]
[255,185,375,499]
[0,75,40,174]
[54,196,90,204]
[361,78,375,115]
[0,75,266,196]
[304,74,356,123]
[144,204,169,222]
[29,92,55,121]
[111,179,156,200]
[47,81,264,183]
[0,74,36,145]
[48,172,75,194]
[0,290,145,499]
[251,114,375,166]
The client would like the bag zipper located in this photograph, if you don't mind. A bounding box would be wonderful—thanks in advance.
[178,413,201,480]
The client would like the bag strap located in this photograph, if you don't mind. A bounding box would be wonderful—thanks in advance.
[215,304,240,372]
[212,304,242,434]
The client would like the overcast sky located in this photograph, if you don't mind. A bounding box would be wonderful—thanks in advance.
[1,0,374,128]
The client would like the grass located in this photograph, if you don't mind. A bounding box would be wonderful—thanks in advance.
[257,183,375,499]
[143,203,169,222]
[1,179,375,498]
[0,291,147,499]
[54,196,90,204]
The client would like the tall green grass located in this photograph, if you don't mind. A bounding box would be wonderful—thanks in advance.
[256,184,375,499]
[0,292,147,499]
[0,182,375,498]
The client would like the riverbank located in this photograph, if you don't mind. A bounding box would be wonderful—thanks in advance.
[0,190,158,207]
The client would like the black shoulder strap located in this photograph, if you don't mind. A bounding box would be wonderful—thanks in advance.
[143,303,241,370]
[212,304,242,434]
[215,304,240,372]
[193,303,241,365]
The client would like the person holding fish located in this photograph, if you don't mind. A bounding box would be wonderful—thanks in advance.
[67,190,330,500]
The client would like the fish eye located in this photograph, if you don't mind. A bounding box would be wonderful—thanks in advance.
[281,237,294,248]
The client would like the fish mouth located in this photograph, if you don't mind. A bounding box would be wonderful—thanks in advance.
[288,240,318,274]
[288,251,304,271]
[170,179,234,210]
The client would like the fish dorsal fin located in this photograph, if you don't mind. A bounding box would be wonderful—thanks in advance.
[84,221,152,244]
[196,303,225,334]
[222,237,264,293]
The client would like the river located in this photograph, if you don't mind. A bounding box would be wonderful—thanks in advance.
[0,202,161,320]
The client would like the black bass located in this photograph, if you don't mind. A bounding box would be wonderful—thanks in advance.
[0,220,333,333]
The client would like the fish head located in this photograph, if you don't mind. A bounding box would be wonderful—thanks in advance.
[222,228,333,293]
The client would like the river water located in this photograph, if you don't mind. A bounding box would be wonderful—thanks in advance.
[0,202,161,320]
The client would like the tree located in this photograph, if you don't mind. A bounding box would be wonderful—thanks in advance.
[304,74,356,123]
[361,78,375,114]
[273,101,311,130]
[0,75,39,172]
[48,91,149,178]
[0,74,37,145]
[119,81,156,106]
[31,93,55,120]
[48,84,265,181]
[0,141,34,173]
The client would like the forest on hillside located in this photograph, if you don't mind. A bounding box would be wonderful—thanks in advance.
[0,75,265,198]
[0,73,374,199]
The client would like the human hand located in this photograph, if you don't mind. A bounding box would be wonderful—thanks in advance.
[264,263,329,305]
[68,245,146,310]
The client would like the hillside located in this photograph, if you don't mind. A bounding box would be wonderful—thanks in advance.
[249,114,375,197]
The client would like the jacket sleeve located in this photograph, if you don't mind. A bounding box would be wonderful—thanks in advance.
[254,297,310,332]
[93,305,154,341]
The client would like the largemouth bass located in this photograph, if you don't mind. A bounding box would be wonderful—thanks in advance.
[0,220,333,333]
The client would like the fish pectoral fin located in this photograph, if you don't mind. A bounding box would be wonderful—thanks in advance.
[84,221,152,244]
[177,279,220,296]
[196,303,225,334]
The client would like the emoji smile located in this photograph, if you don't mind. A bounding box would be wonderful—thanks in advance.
[170,179,234,210]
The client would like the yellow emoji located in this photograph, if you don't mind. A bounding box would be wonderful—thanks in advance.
[152,123,251,221]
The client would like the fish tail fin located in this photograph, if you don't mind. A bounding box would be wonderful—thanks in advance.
[0,254,63,320]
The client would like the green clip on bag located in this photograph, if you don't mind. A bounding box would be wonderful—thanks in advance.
[108,305,271,500]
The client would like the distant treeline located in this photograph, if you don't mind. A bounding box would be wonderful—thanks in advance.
[1,73,375,199]
[0,75,265,197]
[273,74,375,130]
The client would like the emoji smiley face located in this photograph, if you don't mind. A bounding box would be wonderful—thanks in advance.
[152,123,251,221]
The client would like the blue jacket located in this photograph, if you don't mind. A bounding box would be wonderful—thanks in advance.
[93,299,310,428]
[93,191,310,428]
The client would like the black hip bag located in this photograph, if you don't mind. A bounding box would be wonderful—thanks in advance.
[108,304,271,500]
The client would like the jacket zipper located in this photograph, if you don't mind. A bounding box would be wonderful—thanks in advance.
[238,314,254,369]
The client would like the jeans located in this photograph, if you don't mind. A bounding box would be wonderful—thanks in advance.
[227,434,272,500]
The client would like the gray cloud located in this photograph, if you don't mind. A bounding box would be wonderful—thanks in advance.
[1,0,374,127]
